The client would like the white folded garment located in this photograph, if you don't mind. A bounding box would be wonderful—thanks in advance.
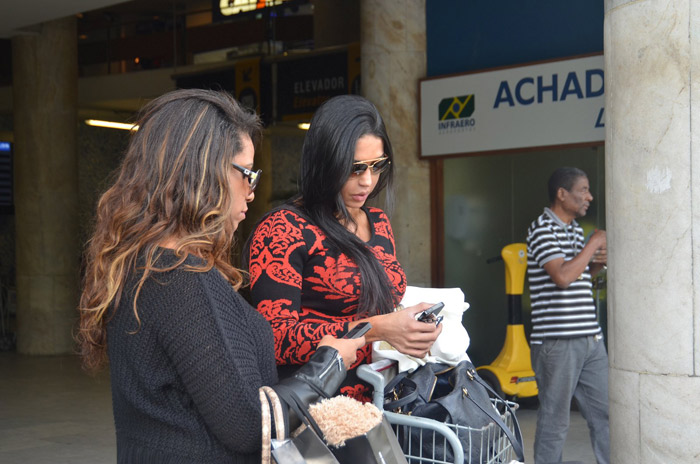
[372,286,471,373]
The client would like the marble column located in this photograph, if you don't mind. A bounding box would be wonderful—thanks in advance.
[605,0,700,461]
[360,0,431,286]
[12,17,79,354]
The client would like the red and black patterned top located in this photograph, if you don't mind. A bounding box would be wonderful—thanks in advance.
[247,206,407,402]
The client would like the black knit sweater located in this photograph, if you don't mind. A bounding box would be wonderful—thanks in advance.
[107,249,278,463]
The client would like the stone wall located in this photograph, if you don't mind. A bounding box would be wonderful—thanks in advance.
[77,125,129,252]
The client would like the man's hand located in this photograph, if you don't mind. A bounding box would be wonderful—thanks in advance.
[589,229,606,257]
[589,229,607,270]
[544,229,607,288]
[591,247,607,264]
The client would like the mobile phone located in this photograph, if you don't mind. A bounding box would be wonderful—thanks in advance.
[417,302,444,322]
[342,322,372,339]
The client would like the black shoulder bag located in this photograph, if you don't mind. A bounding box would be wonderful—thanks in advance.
[384,360,525,463]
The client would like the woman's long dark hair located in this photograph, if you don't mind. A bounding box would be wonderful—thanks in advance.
[295,95,396,316]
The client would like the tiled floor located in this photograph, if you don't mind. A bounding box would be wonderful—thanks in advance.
[0,353,596,463]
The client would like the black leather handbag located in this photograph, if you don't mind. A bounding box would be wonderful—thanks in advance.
[384,360,525,463]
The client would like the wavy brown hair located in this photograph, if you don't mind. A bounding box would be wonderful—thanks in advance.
[77,89,262,372]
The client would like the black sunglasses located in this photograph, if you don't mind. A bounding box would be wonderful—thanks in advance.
[231,163,262,191]
[352,156,391,176]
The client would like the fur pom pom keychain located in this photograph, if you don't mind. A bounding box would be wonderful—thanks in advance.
[308,396,383,446]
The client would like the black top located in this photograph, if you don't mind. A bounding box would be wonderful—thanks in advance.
[107,249,277,463]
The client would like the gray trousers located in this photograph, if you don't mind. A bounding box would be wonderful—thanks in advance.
[531,335,610,464]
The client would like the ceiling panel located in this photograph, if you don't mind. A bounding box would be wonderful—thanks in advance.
[0,0,130,38]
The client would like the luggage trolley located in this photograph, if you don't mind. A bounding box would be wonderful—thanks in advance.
[358,360,521,464]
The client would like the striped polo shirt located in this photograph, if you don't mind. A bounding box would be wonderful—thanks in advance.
[526,208,602,344]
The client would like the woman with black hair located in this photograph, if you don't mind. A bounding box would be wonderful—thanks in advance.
[246,95,441,402]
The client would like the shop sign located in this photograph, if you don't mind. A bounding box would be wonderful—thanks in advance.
[276,43,360,121]
[214,0,289,19]
[420,54,604,157]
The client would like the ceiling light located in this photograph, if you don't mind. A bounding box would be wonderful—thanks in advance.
[85,119,139,131]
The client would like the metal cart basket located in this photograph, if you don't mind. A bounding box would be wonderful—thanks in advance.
[358,361,521,464]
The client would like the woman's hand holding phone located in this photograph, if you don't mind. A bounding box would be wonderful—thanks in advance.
[364,302,443,358]
[318,334,366,369]
[416,302,444,323]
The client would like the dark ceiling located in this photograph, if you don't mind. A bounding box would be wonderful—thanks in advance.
[1,0,315,86]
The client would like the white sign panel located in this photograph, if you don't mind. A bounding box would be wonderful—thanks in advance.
[420,55,605,157]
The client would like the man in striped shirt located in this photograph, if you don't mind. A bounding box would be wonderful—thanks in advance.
[526,167,609,464]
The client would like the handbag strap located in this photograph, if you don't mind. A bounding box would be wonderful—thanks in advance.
[465,371,525,462]
[262,386,286,439]
[383,371,420,411]
[472,375,524,449]
[259,388,273,464]
[274,385,327,440]
[260,386,288,464]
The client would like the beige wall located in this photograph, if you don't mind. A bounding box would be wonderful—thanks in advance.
[361,0,431,286]
[605,0,700,461]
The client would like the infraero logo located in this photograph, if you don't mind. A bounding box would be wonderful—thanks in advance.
[439,95,474,120]
[438,95,476,132]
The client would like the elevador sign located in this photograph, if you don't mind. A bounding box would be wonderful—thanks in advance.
[420,54,605,157]
[276,43,360,121]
